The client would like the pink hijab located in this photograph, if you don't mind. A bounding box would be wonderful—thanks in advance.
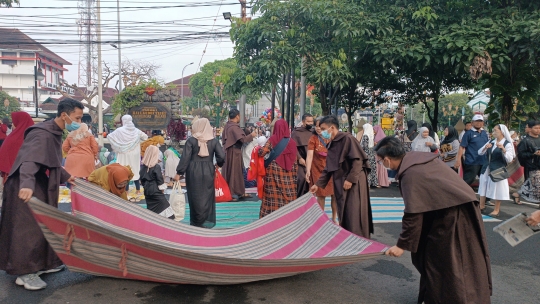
[373,125,385,143]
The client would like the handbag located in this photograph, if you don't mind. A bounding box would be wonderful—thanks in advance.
[215,168,233,202]
[169,181,186,221]
[488,141,510,183]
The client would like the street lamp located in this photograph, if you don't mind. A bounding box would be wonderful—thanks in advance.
[181,62,194,107]
[223,12,232,21]
[34,58,45,118]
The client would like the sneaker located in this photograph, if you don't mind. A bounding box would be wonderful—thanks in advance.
[15,274,47,290]
[37,264,65,276]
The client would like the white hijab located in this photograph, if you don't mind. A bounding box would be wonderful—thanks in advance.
[411,127,435,152]
[493,124,513,145]
[107,115,143,153]
[362,123,374,148]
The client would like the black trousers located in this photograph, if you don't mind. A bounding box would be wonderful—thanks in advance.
[463,163,483,185]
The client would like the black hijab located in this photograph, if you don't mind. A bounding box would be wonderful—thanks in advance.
[421,122,435,138]
[441,126,459,145]
[406,120,418,137]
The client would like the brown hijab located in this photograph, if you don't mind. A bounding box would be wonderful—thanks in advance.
[106,164,133,197]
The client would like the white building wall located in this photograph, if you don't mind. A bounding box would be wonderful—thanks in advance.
[0,51,43,103]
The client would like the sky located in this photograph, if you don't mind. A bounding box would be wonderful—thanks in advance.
[0,0,241,86]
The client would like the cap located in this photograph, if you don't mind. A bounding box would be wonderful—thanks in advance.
[472,114,484,121]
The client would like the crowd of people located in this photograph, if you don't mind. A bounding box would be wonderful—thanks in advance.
[0,97,539,303]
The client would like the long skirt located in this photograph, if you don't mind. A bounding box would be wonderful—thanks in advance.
[185,160,217,228]
[478,169,510,201]
[519,170,540,203]
[259,162,297,218]
[376,161,389,187]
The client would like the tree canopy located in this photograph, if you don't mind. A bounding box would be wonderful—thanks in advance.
[229,0,540,130]
[0,91,21,119]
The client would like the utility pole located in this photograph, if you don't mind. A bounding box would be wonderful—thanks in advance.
[290,67,295,126]
[97,0,104,145]
[116,0,122,91]
[280,74,286,117]
[286,73,291,126]
[300,56,306,117]
[270,85,276,121]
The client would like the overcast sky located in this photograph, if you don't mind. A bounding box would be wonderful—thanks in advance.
[0,0,240,86]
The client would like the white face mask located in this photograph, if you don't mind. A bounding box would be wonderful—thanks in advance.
[381,158,392,170]
[157,144,161,148]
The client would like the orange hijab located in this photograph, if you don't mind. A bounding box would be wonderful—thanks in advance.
[106,163,132,197]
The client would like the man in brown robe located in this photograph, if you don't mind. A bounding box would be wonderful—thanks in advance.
[0,98,83,290]
[374,136,492,304]
[221,109,256,200]
[292,113,314,197]
[310,116,373,238]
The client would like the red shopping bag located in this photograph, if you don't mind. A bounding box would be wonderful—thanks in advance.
[215,168,232,202]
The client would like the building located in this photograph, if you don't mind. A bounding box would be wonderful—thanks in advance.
[0,28,72,109]
[468,90,489,114]
[167,74,193,99]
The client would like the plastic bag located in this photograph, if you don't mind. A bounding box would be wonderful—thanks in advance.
[215,168,232,203]
[169,181,186,221]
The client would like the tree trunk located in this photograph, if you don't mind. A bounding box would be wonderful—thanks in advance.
[501,93,513,127]
[319,82,329,115]
[432,95,439,131]
[347,110,354,133]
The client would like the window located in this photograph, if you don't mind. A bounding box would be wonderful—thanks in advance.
[20,52,34,58]
[1,52,16,57]
[1,60,17,65]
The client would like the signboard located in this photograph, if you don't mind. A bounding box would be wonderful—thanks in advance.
[129,102,171,130]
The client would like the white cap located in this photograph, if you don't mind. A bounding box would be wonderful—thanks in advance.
[472,114,484,121]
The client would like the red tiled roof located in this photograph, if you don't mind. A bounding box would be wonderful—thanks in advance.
[0,28,71,65]
[167,74,193,98]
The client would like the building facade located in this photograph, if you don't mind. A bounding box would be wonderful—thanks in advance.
[0,28,72,108]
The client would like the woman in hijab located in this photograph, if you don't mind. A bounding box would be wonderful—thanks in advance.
[258,119,298,218]
[305,117,338,223]
[176,118,225,228]
[107,115,148,195]
[88,163,134,200]
[360,123,379,187]
[439,126,460,172]
[140,145,174,219]
[411,127,438,152]
[477,124,515,217]
[400,120,419,152]
[355,118,367,142]
[421,122,440,147]
[0,112,34,184]
[62,123,98,179]
[373,125,390,187]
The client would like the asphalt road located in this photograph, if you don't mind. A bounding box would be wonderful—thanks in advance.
[1,185,539,304]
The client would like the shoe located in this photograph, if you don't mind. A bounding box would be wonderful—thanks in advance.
[512,196,522,205]
[486,201,495,206]
[15,274,47,290]
[37,264,65,276]
[488,212,500,218]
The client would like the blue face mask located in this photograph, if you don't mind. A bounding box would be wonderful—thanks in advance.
[64,115,81,132]
[321,129,332,140]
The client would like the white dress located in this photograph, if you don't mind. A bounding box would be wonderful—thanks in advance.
[164,148,180,179]
[477,139,515,200]
[112,130,148,180]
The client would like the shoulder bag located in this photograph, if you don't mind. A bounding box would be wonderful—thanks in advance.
[488,140,510,183]
[264,138,290,168]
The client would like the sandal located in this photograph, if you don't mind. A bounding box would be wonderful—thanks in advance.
[512,196,522,205]
[128,197,141,203]
[488,212,499,218]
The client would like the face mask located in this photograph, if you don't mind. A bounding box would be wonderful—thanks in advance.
[157,144,161,148]
[64,115,81,132]
[321,129,331,140]
[305,124,313,130]
[381,158,391,170]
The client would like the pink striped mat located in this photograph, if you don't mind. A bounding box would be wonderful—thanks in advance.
[27,180,388,285]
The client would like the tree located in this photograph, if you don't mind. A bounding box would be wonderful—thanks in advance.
[111,79,164,116]
[58,60,160,123]
[189,58,261,126]
[0,91,20,119]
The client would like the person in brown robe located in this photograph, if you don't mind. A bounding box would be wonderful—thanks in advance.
[221,109,256,200]
[374,136,492,304]
[292,113,314,198]
[310,116,373,238]
[0,98,83,290]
